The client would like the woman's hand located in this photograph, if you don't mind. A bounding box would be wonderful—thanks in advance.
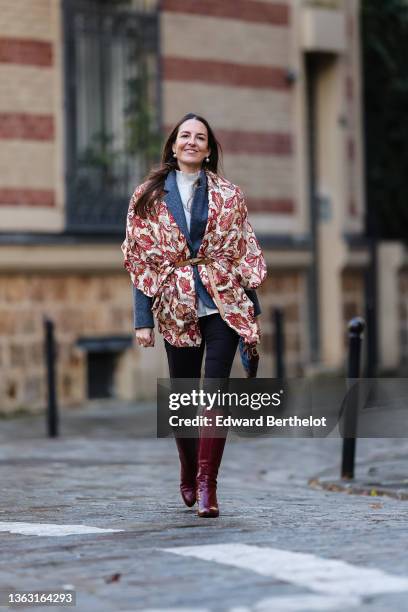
[135,327,155,348]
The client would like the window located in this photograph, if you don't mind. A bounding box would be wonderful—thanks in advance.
[63,0,160,232]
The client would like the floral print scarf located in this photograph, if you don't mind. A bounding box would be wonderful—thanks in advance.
[121,170,267,347]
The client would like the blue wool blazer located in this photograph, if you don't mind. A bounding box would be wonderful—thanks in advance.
[133,169,261,329]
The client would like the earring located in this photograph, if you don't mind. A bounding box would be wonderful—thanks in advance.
[173,153,176,158]
[205,157,210,162]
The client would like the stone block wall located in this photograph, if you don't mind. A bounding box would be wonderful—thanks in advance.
[230,269,309,377]
[0,273,159,414]
[0,268,309,412]
[0,0,64,231]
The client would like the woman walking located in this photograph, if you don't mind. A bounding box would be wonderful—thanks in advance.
[122,113,267,517]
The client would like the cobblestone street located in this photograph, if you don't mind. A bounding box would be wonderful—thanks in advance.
[0,402,407,611]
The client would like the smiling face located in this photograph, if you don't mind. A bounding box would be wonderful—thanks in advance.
[172,118,211,173]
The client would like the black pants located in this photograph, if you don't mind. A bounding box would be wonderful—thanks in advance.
[164,314,239,379]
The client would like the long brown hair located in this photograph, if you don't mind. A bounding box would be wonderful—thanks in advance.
[134,113,222,218]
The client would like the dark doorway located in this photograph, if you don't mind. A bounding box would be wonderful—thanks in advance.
[87,352,116,398]
[304,51,337,364]
[77,335,133,399]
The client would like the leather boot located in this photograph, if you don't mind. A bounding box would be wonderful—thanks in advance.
[175,437,198,507]
[196,410,228,518]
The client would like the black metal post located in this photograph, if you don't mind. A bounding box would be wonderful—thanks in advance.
[273,308,285,379]
[44,318,59,438]
[341,317,365,479]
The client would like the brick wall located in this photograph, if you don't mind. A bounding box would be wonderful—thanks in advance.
[161,0,296,218]
[0,0,61,218]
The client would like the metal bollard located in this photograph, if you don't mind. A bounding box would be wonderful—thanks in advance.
[44,318,59,438]
[273,308,285,379]
[341,317,365,479]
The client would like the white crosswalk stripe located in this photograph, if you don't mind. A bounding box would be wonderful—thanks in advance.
[164,543,408,609]
[0,522,123,536]
[229,594,361,611]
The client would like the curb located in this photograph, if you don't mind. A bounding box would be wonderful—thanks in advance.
[308,477,408,501]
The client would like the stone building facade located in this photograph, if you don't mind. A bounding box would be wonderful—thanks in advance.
[0,0,387,414]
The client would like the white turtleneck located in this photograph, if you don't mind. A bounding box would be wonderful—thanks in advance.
[175,169,218,318]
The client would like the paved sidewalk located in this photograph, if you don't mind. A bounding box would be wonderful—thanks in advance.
[310,451,408,500]
[0,400,157,442]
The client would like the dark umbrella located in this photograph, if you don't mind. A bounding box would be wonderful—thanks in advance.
[239,337,260,378]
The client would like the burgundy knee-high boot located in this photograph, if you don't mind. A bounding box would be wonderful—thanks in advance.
[175,437,198,507]
[196,410,228,518]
